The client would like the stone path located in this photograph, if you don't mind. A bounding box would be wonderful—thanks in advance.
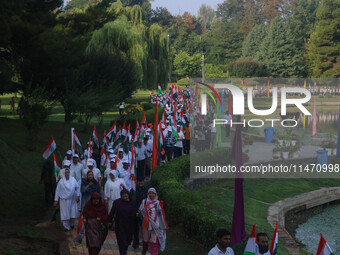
[66,224,150,255]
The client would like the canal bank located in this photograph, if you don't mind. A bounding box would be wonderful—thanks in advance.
[268,187,340,255]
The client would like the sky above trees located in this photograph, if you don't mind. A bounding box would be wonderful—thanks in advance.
[151,0,222,15]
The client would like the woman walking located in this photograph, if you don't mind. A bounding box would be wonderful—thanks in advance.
[104,170,126,213]
[54,168,80,231]
[109,189,138,255]
[140,188,168,255]
[81,170,100,210]
[83,192,108,255]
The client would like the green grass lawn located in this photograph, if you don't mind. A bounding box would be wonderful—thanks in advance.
[192,178,340,255]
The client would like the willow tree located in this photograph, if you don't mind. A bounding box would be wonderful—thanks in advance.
[144,23,169,89]
[87,4,169,90]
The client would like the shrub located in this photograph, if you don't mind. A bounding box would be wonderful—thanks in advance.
[228,60,266,78]
[177,78,191,87]
[151,148,233,249]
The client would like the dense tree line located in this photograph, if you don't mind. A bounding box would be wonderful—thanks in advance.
[151,0,339,79]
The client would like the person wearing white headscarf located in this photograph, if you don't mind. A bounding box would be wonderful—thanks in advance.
[139,187,167,255]
[104,170,126,213]
[54,168,81,231]
[118,158,132,191]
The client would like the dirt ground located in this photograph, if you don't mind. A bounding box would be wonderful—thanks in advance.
[0,207,70,255]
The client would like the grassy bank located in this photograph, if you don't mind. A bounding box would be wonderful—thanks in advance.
[192,178,340,254]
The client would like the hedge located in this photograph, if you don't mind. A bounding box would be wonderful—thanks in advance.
[151,147,233,250]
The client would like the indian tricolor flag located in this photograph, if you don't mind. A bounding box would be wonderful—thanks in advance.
[87,138,92,159]
[158,83,162,94]
[270,222,278,255]
[53,153,61,178]
[72,129,83,155]
[130,145,136,191]
[93,125,99,149]
[316,234,334,255]
[243,225,258,255]
[106,120,116,141]
[158,122,164,147]
[42,136,56,159]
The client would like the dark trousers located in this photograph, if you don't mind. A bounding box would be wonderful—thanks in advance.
[119,108,124,115]
[132,217,140,248]
[137,159,145,180]
[118,245,128,255]
[88,247,101,255]
[44,182,56,205]
[183,139,190,154]
[165,147,173,161]
[174,147,182,158]
[226,124,230,137]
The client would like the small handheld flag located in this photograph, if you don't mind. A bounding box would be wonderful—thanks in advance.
[43,137,56,159]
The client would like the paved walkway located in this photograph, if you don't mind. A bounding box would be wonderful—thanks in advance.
[221,141,323,163]
[66,223,150,255]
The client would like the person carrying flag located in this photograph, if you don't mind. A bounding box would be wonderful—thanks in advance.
[164,127,176,161]
[40,159,56,206]
[70,154,83,187]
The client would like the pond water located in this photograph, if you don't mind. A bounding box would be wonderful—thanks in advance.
[295,204,340,254]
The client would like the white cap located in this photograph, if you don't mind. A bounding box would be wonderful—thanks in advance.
[110,158,115,163]
[161,124,165,129]
[72,154,79,158]
[167,126,172,132]
[109,154,116,159]
[63,160,71,167]
[118,148,124,152]
[122,158,129,164]
[87,160,94,166]
[66,150,72,155]
[108,149,114,154]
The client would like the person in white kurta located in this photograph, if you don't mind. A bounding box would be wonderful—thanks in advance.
[104,170,126,213]
[54,168,80,231]
[57,160,72,183]
[70,154,83,186]
[117,159,132,191]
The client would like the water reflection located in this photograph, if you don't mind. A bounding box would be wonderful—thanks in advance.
[295,204,339,254]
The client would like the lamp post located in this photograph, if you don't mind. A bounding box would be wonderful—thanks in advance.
[168,34,171,83]
[202,54,205,83]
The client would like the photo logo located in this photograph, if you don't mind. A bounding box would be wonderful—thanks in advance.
[201,84,311,116]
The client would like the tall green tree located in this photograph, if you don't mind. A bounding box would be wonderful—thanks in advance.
[198,4,215,34]
[307,0,340,77]
[260,16,305,77]
[242,24,268,60]
[173,51,202,78]
[87,5,169,89]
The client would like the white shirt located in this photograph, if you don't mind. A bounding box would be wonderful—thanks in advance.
[208,246,234,255]
[120,102,125,109]
[225,114,232,125]
[82,167,101,181]
[175,130,184,148]
[118,167,131,190]
[136,145,147,161]
[70,162,84,185]
[145,141,153,158]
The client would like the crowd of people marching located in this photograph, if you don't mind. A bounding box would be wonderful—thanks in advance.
[39,83,336,255]
[40,84,191,255]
